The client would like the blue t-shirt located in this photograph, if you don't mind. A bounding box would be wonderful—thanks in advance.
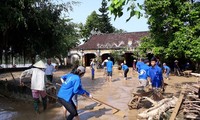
[163,66,170,73]
[57,74,89,102]
[106,60,113,72]
[149,65,163,88]
[122,64,128,71]
[138,64,149,80]
[136,61,144,72]
[61,73,74,81]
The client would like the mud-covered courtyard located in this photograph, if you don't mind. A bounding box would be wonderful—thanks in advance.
[0,67,199,120]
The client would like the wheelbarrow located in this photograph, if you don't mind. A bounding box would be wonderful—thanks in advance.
[128,89,164,110]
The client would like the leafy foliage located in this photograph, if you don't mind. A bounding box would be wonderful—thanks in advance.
[111,49,125,64]
[107,0,142,21]
[107,0,200,70]
[81,11,101,41]
[0,0,79,65]
[98,0,115,33]
[80,0,120,42]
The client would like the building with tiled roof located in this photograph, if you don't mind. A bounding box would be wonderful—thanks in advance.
[69,31,149,67]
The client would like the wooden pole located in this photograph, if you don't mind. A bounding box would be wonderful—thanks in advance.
[169,93,184,120]
[91,97,120,111]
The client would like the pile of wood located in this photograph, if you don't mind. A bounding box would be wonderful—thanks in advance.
[129,81,200,119]
[182,83,200,119]
[137,96,178,120]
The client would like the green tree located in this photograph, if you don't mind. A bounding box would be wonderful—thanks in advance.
[0,0,80,65]
[80,0,117,42]
[111,49,125,65]
[113,28,127,33]
[81,11,100,41]
[143,0,200,59]
[107,0,200,71]
[99,0,115,33]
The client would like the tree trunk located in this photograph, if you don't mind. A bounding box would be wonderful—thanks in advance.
[56,55,63,66]
[195,62,200,73]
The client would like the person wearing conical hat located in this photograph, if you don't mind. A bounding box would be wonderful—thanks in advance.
[20,60,48,114]
[174,60,180,76]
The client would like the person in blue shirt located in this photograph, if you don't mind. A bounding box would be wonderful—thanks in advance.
[121,63,129,80]
[106,57,113,82]
[138,59,150,88]
[149,57,164,89]
[136,58,144,73]
[57,66,92,120]
[163,63,170,80]
[60,66,78,118]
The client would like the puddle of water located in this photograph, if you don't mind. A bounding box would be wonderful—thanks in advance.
[0,110,17,120]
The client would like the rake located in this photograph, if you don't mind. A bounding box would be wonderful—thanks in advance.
[90,97,126,117]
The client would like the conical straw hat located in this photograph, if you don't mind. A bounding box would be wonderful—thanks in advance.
[33,60,46,68]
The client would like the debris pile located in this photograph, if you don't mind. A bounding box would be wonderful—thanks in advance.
[128,81,200,120]
[182,83,200,119]
[138,96,178,120]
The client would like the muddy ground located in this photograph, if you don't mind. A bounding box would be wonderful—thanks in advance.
[0,67,198,120]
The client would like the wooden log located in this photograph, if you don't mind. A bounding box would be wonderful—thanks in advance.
[184,101,200,103]
[193,104,200,109]
[187,94,199,98]
[183,104,200,108]
[169,93,184,120]
[138,97,178,119]
[184,107,200,111]
[185,114,200,120]
[192,84,200,89]
[187,86,199,93]
[191,73,200,77]
[183,109,200,114]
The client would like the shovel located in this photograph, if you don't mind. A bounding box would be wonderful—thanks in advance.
[91,97,126,117]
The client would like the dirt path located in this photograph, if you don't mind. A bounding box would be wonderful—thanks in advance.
[0,67,198,120]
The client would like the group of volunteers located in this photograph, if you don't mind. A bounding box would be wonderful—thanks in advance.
[19,56,171,120]
[136,57,171,91]
[19,59,91,120]
[100,57,129,81]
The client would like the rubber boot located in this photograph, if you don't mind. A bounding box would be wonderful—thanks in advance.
[33,98,40,114]
[42,96,47,111]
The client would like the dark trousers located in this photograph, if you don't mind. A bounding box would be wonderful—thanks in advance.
[91,68,95,80]
[58,97,78,120]
[46,75,53,83]
[124,69,129,78]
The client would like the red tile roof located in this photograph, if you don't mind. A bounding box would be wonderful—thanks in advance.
[75,31,149,50]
